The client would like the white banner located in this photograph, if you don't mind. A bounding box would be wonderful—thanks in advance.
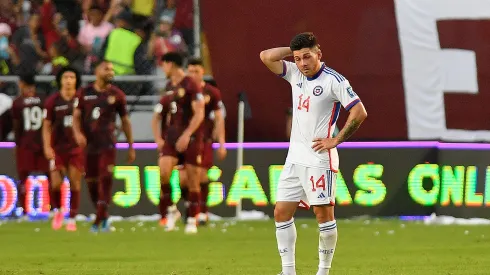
[395,0,490,141]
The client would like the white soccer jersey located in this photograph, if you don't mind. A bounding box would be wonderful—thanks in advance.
[279,61,361,171]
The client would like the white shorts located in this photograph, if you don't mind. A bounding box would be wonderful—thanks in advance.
[276,162,337,208]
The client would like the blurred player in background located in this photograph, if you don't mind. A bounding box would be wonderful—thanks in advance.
[260,33,368,275]
[152,52,204,234]
[73,60,136,232]
[12,74,49,217]
[186,58,226,225]
[43,67,83,231]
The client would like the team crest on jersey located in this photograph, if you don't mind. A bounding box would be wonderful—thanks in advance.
[347,87,357,98]
[178,88,185,98]
[204,94,211,104]
[107,95,116,104]
[313,86,323,96]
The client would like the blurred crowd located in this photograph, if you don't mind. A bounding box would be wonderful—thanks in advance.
[0,0,194,80]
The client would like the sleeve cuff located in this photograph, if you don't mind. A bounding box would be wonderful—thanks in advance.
[277,61,287,78]
[345,99,361,111]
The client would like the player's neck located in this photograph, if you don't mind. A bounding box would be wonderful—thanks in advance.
[170,69,185,86]
[60,89,75,101]
[22,88,35,97]
[308,62,323,79]
[94,80,110,92]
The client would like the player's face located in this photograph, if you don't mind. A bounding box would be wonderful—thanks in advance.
[187,65,204,83]
[97,62,115,83]
[161,61,173,77]
[293,48,322,78]
[61,71,77,91]
[19,81,34,96]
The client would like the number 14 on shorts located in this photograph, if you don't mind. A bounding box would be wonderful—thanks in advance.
[310,174,325,191]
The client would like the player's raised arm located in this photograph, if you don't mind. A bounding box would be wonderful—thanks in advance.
[213,107,226,160]
[121,114,135,163]
[11,102,20,145]
[260,47,292,75]
[152,98,168,151]
[152,108,163,145]
[332,81,367,144]
[335,103,367,144]
[187,98,205,135]
[117,93,135,163]
[176,94,205,153]
[313,81,367,152]
[42,100,55,160]
[72,96,86,148]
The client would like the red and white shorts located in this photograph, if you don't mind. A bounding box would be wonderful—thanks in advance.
[276,162,337,209]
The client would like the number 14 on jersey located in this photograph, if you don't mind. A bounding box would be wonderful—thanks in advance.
[298,94,310,112]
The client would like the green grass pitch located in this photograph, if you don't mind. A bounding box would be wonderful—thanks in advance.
[0,219,489,274]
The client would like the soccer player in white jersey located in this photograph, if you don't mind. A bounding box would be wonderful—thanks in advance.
[260,32,367,275]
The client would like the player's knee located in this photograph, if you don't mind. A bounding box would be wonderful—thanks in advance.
[99,174,112,184]
[50,172,63,189]
[199,171,209,183]
[160,173,171,184]
[70,180,81,191]
[274,204,294,222]
[313,205,335,223]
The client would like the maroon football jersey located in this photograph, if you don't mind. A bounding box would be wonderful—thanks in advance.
[162,76,204,144]
[44,92,80,154]
[12,94,45,152]
[202,83,222,141]
[75,84,127,152]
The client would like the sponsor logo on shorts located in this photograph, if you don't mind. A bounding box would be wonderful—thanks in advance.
[317,193,326,199]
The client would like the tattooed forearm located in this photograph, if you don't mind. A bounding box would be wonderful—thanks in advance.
[336,119,362,143]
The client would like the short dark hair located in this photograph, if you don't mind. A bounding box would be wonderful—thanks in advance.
[205,79,218,88]
[19,74,35,86]
[161,52,184,67]
[56,67,82,89]
[89,5,103,12]
[289,32,319,51]
[94,59,109,69]
[188,58,204,67]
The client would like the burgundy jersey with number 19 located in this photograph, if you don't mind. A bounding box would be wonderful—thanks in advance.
[75,84,127,153]
[12,94,45,152]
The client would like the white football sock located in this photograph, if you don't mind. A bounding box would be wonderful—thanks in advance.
[275,218,296,275]
[317,220,337,275]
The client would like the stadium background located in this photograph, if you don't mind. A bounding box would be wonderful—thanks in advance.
[0,0,489,220]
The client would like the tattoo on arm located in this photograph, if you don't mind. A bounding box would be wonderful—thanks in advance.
[336,119,362,143]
